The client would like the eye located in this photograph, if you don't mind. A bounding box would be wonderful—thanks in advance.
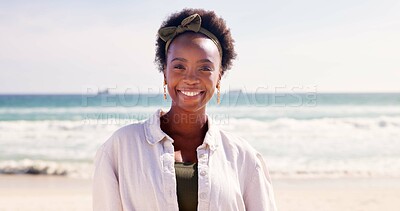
[173,64,185,70]
[199,66,213,71]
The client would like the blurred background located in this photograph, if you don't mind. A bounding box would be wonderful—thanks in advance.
[1,0,399,210]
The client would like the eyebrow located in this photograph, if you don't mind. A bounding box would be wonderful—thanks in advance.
[171,58,187,63]
[170,57,213,64]
[196,59,213,64]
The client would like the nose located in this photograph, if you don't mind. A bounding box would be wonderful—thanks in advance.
[182,69,200,85]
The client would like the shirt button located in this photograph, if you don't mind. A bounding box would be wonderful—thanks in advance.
[200,193,207,199]
[199,154,205,158]
[200,170,207,176]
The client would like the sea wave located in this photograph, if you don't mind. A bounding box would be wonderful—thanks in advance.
[266,156,400,178]
[269,169,400,178]
[217,115,400,134]
[1,115,400,179]
[1,105,400,121]
[0,159,92,178]
[1,158,399,179]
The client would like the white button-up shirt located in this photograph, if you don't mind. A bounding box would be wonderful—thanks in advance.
[93,109,277,211]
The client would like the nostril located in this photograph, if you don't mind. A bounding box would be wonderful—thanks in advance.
[183,78,200,84]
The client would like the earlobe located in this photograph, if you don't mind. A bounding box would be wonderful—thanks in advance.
[216,80,221,104]
[216,71,221,88]
[163,78,167,100]
[163,65,167,81]
[162,68,167,86]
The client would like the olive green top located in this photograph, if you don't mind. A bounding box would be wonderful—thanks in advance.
[174,162,198,211]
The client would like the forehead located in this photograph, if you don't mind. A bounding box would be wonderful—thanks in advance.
[167,32,220,62]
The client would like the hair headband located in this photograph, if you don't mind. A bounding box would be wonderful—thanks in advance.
[158,13,223,59]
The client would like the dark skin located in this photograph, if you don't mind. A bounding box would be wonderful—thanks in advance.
[160,32,222,163]
[160,108,208,163]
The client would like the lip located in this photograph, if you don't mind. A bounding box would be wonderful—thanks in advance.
[177,88,205,92]
[177,90,205,98]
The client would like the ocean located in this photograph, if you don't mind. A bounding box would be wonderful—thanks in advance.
[1,92,400,178]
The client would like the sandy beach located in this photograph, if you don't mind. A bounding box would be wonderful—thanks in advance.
[0,175,92,211]
[1,175,400,211]
[274,178,400,211]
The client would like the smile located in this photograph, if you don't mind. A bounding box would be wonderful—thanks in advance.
[178,90,204,97]
[181,91,201,96]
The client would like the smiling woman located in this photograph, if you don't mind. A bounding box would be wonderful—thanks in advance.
[93,8,277,211]
[164,32,220,114]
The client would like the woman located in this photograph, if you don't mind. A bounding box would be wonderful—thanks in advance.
[93,8,277,211]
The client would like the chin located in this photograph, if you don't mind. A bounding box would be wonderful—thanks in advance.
[174,101,207,113]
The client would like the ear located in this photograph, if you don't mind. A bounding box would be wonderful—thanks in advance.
[217,68,222,85]
[163,65,167,82]
[215,76,221,89]
[219,66,224,78]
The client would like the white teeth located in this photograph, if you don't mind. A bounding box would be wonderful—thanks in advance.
[180,91,201,97]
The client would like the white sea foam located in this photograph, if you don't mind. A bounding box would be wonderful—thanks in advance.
[216,116,400,178]
[1,106,400,178]
[0,106,165,115]
[207,105,400,120]
[1,105,400,119]
[0,159,93,178]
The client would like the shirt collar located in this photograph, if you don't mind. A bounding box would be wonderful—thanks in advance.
[143,108,220,151]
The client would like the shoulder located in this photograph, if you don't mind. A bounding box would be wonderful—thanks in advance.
[98,121,146,156]
[217,129,264,168]
[216,129,271,182]
[218,129,259,157]
[111,122,145,140]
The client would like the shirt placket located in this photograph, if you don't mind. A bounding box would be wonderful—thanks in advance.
[161,139,179,211]
[197,147,211,211]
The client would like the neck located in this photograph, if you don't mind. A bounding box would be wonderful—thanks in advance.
[160,106,208,139]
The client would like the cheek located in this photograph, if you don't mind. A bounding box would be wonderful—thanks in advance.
[205,77,219,93]
[210,72,221,87]
[164,69,179,84]
[165,72,182,95]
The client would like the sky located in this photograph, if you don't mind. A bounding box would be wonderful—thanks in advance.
[0,0,399,94]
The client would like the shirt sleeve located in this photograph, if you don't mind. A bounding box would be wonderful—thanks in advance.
[92,147,123,211]
[243,153,277,211]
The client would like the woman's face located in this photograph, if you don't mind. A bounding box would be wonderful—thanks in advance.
[164,32,221,113]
